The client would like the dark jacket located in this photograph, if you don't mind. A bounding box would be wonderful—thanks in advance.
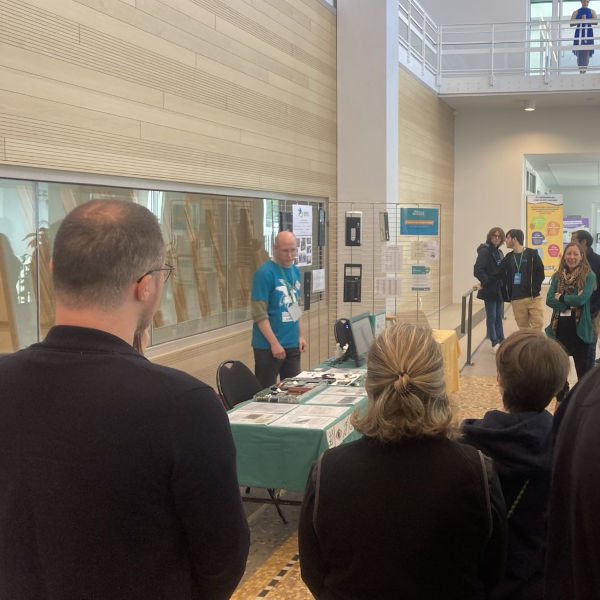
[546,367,600,600]
[585,246,600,316]
[462,410,553,600]
[496,248,545,301]
[0,326,249,600]
[474,242,505,301]
[299,436,507,600]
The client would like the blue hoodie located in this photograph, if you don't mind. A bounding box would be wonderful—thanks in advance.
[461,409,553,600]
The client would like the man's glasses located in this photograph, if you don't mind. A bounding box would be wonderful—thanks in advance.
[136,263,175,284]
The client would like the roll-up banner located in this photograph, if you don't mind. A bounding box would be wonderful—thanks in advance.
[526,194,563,278]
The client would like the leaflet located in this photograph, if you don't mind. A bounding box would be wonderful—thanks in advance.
[234,402,296,414]
[228,411,283,425]
[270,414,338,429]
[305,386,367,406]
[293,370,363,386]
[228,401,296,425]
[267,404,351,429]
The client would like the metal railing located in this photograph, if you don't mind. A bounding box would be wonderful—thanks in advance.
[439,18,600,84]
[398,0,600,89]
[461,289,474,366]
[398,0,438,77]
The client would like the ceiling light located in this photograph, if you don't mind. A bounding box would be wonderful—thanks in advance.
[524,100,536,112]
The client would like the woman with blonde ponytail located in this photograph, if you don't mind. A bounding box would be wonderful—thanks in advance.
[299,323,507,600]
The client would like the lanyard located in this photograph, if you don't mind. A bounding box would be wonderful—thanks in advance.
[513,251,524,274]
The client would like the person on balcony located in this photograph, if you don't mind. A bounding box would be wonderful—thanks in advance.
[571,0,598,74]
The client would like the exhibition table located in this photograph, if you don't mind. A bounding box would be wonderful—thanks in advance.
[229,382,367,492]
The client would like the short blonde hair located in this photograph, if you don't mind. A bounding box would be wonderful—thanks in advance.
[351,323,453,441]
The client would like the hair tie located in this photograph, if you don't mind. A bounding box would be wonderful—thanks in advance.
[394,371,410,394]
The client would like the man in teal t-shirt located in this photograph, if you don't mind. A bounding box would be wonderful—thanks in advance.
[251,231,307,387]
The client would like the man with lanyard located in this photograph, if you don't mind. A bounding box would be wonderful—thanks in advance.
[571,229,600,366]
[251,230,307,387]
[495,228,545,330]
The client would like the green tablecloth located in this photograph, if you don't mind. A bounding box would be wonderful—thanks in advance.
[229,388,367,491]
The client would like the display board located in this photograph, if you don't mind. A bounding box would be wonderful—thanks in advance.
[526,194,563,278]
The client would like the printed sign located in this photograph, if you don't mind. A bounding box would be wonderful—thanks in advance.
[400,208,439,236]
[526,194,563,277]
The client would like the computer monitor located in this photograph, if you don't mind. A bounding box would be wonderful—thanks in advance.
[349,312,375,367]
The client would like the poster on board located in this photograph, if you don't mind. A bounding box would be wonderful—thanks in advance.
[526,194,563,277]
[400,208,439,236]
[292,204,313,266]
[411,265,431,291]
[563,216,589,246]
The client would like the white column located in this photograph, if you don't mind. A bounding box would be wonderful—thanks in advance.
[337,0,399,207]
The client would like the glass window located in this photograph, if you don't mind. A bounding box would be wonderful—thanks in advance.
[0,176,326,352]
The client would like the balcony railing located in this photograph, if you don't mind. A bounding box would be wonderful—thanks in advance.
[398,0,438,78]
[398,0,600,92]
[439,19,600,85]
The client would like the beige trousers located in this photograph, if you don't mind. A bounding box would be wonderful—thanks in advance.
[511,296,544,330]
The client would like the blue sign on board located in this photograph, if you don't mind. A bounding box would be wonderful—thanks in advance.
[400,208,439,236]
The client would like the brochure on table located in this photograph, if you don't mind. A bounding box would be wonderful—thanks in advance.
[304,386,366,406]
[228,401,348,429]
[227,402,296,425]
[294,369,364,386]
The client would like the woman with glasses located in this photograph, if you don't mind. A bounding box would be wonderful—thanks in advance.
[474,227,507,353]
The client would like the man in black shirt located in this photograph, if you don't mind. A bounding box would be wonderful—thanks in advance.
[495,228,545,330]
[0,200,249,599]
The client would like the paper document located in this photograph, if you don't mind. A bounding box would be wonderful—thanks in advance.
[228,401,296,425]
[228,411,284,425]
[305,387,367,405]
[234,402,295,414]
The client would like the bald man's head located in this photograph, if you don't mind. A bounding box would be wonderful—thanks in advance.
[273,231,298,268]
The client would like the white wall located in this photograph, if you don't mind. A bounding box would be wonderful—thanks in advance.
[337,0,398,206]
[420,0,527,25]
[552,188,600,217]
[453,106,600,300]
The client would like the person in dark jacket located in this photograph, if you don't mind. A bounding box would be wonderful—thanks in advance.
[0,200,249,599]
[299,323,507,600]
[545,366,600,599]
[571,229,600,367]
[495,229,545,330]
[462,330,570,600]
[474,226,506,353]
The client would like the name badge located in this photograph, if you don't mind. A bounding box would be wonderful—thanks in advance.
[288,302,302,322]
[513,273,522,285]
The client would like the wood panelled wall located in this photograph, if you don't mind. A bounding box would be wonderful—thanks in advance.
[398,66,454,306]
[0,0,337,384]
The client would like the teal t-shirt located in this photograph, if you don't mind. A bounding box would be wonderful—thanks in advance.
[251,260,301,350]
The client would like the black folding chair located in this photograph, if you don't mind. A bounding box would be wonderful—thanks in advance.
[216,360,263,410]
[216,359,290,523]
